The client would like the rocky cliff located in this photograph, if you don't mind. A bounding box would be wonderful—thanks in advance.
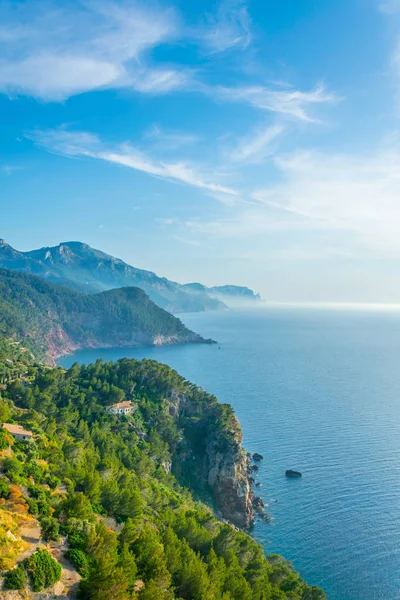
[206,417,254,528]
[167,391,254,528]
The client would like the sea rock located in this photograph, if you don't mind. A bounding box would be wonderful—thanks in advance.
[285,469,302,477]
[255,482,262,487]
[258,512,272,521]
[251,464,259,472]
[253,496,265,512]
[252,453,264,461]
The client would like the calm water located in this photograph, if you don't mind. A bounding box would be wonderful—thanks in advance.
[59,307,400,600]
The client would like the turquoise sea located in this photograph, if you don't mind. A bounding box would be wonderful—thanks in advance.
[59,307,400,600]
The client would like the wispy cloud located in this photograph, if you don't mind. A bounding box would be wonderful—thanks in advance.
[28,128,239,197]
[211,82,339,122]
[199,0,252,54]
[144,125,200,149]
[230,123,285,162]
[182,139,400,259]
[0,0,179,101]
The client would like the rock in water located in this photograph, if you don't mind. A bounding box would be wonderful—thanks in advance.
[285,469,302,477]
[253,496,265,512]
[252,453,264,461]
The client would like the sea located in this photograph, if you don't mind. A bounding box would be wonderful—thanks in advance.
[59,306,400,600]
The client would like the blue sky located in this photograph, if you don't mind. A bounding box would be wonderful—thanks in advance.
[1,0,400,302]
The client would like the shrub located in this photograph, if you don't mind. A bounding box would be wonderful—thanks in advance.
[40,516,60,541]
[24,549,62,591]
[4,565,27,590]
[0,428,10,450]
[65,548,90,576]
[0,477,10,499]
[68,530,87,550]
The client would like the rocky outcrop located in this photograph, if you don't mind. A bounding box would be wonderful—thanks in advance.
[168,394,254,529]
[206,420,254,528]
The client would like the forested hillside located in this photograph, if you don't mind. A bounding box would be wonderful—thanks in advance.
[0,269,209,363]
[0,357,325,600]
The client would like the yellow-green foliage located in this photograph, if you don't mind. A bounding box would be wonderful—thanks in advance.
[0,507,31,570]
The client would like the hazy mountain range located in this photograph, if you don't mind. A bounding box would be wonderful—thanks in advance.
[0,240,261,313]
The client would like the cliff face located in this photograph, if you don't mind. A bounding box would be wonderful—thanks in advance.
[168,393,254,528]
[206,420,254,528]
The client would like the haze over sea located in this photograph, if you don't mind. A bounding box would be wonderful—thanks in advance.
[60,307,400,600]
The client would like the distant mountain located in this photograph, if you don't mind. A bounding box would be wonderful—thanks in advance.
[183,282,262,306]
[0,268,210,363]
[0,239,226,313]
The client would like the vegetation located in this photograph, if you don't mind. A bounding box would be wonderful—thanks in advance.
[0,337,36,384]
[0,356,325,599]
[0,268,206,363]
[25,548,62,591]
[4,564,27,589]
[0,239,226,313]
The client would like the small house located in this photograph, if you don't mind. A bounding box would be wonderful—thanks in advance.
[2,423,33,442]
[106,401,134,416]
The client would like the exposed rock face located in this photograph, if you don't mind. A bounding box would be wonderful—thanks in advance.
[253,496,265,512]
[206,422,254,528]
[168,394,254,529]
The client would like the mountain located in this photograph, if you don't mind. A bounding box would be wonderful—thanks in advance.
[0,268,210,363]
[0,240,226,313]
[183,282,262,306]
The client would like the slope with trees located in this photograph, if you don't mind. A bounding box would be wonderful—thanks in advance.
[0,269,209,363]
[0,357,325,600]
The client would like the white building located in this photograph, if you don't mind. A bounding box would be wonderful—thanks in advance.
[106,401,134,416]
[3,423,33,442]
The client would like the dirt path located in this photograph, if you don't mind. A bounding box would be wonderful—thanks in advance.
[18,523,41,562]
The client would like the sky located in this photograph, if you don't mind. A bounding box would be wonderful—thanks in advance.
[2,0,400,303]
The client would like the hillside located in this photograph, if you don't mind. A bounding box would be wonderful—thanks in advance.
[0,240,226,313]
[0,357,325,600]
[0,269,209,363]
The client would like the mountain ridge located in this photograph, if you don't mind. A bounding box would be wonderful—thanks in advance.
[0,239,261,312]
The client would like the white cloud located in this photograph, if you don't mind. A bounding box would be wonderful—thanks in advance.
[212,82,339,122]
[230,123,285,162]
[0,0,179,101]
[199,0,252,54]
[132,68,191,94]
[182,140,400,259]
[0,54,123,102]
[28,128,239,198]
